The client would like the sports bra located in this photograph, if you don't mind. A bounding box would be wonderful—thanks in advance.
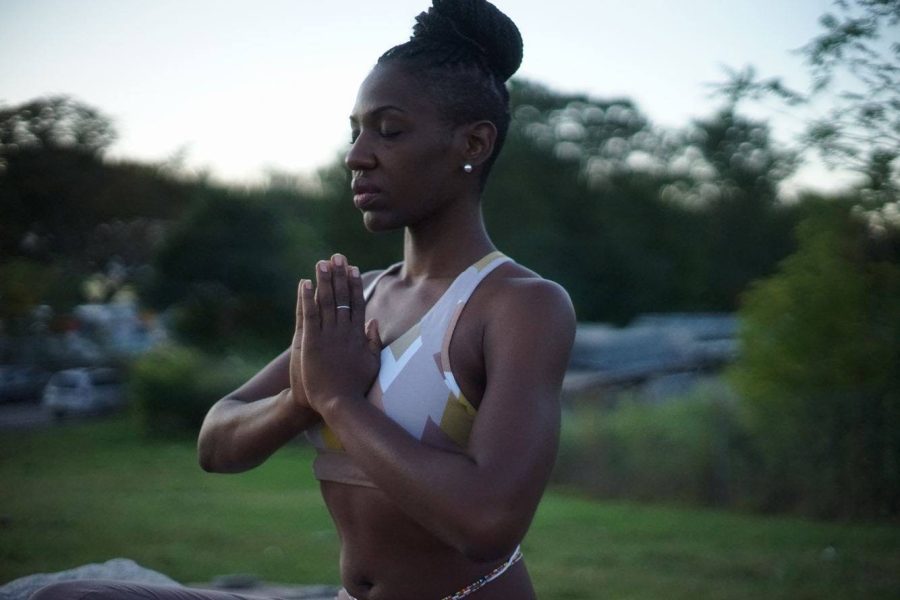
[306,250,512,487]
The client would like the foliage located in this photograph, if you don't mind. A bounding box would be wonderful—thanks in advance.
[801,0,900,188]
[717,0,900,193]
[0,96,193,280]
[129,344,261,437]
[0,95,116,159]
[555,382,752,507]
[730,202,900,517]
[0,259,74,321]
[146,186,324,353]
[1,87,808,329]
[685,107,800,308]
[483,80,800,321]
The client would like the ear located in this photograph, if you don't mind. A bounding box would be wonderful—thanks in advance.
[459,120,497,168]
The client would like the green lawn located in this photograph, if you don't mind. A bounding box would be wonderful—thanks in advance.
[1,417,898,599]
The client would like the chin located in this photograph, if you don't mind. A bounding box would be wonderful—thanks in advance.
[362,212,404,233]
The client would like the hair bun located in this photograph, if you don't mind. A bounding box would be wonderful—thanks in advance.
[411,0,523,82]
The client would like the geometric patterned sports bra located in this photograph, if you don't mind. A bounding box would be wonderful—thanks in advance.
[305,251,512,488]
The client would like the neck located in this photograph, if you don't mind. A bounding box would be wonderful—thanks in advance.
[400,193,495,280]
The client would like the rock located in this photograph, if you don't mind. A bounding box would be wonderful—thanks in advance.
[0,558,181,600]
[0,559,340,600]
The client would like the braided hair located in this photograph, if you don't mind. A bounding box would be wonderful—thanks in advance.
[377,0,523,185]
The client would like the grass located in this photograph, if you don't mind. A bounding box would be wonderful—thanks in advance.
[1,417,899,599]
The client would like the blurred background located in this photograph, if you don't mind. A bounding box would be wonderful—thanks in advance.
[1,1,898,598]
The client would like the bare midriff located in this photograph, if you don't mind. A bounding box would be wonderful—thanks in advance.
[321,482,535,600]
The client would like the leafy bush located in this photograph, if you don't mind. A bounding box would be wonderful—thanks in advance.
[129,344,260,437]
[146,186,324,354]
[554,382,752,507]
[729,204,900,518]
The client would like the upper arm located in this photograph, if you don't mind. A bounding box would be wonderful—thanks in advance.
[467,278,576,518]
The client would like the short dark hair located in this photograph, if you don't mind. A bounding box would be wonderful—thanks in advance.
[377,0,523,185]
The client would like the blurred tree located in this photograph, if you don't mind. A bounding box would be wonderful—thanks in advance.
[485,79,688,322]
[0,96,191,269]
[730,201,900,517]
[716,0,900,195]
[687,107,800,308]
[130,344,261,436]
[483,80,801,321]
[483,80,590,311]
[0,95,115,157]
[146,186,324,354]
[801,0,899,194]
[0,85,809,339]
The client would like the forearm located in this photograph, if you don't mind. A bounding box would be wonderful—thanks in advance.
[321,396,527,561]
[198,388,319,473]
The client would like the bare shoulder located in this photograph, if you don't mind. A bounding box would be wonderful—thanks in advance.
[477,262,576,347]
[487,262,574,322]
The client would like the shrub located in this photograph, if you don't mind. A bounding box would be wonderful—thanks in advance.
[729,204,900,518]
[129,344,260,437]
[554,381,751,507]
[145,187,324,354]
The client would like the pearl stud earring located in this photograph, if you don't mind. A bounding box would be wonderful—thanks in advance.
[463,163,473,173]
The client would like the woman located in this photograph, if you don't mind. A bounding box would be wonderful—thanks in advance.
[35,1,574,598]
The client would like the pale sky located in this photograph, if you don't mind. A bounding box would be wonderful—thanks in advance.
[1,0,860,193]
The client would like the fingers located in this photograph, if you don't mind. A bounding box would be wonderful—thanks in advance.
[349,264,364,325]
[300,279,318,340]
[293,279,305,349]
[315,260,335,326]
[365,319,382,355]
[309,254,359,332]
[331,254,351,325]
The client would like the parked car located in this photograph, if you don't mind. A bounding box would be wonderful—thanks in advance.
[0,365,51,403]
[41,368,124,419]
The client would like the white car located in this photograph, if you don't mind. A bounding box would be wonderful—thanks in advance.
[41,368,124,419]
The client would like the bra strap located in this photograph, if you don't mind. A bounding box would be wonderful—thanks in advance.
[363,262,402,301]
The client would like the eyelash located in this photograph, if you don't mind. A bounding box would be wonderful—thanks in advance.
[349,130,401,144]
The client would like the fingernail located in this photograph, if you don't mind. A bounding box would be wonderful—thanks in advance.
[333,254,346,267]
[350,266,360,278]
[318,261,329,273]
[302,279,312,289]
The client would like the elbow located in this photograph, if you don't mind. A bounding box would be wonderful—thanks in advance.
[197,403,226,472]
[197,424,257,474]
[198,450,218,473]
[197,439,243,473]
[197,429,221,473]
[196,418,237,473]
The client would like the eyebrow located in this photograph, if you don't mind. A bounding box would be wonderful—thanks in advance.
[349,105,407,123]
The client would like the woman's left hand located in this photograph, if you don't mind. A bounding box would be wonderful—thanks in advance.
[299,254,382,414]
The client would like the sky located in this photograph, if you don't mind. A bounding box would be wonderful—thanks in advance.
[1,0,861,193]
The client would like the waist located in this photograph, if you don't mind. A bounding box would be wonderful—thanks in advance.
[320,481,531,599]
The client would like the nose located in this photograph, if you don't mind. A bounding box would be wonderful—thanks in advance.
[345,133,376,171]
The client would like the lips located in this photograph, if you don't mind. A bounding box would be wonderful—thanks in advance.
[352,180,383,210]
